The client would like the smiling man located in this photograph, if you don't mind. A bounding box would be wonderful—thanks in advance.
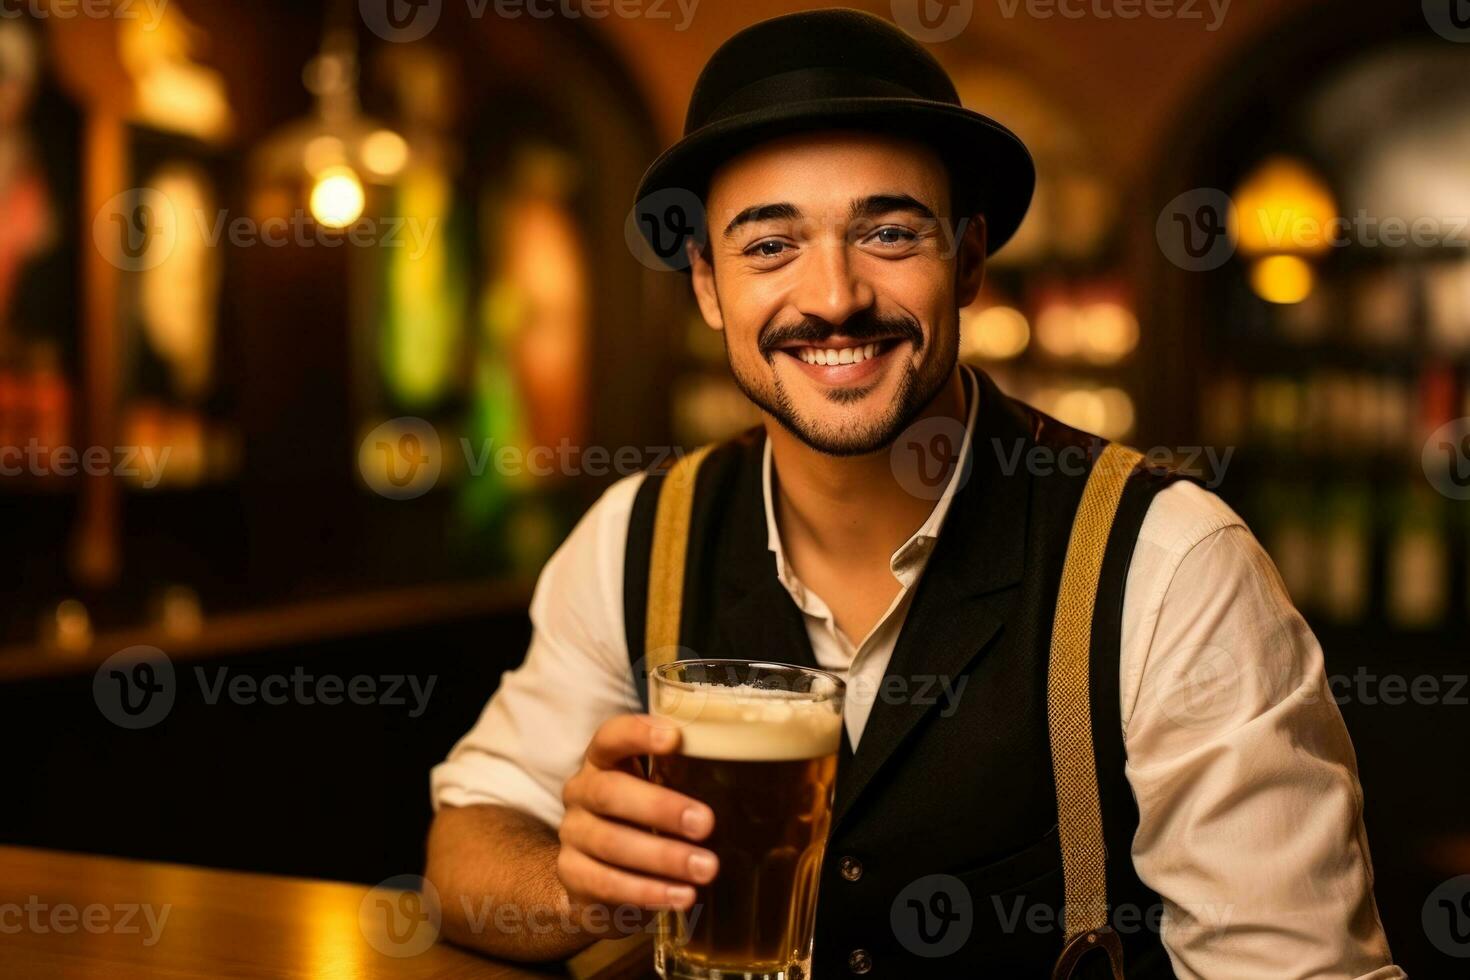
[426,9,1400,979]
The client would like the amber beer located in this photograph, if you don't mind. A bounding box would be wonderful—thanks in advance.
[649,660,844,980]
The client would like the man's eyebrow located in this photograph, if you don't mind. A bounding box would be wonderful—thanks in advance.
[723,202,802,237]
[850,194,936,221]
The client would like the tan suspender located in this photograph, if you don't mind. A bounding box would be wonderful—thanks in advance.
[568,447,713,980]
[640,439,1141,980]
[642,444,714,686]
[1048,442,1143,980]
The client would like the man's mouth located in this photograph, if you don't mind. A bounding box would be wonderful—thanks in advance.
[771,336,907,384]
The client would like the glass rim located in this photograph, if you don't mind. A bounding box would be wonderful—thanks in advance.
[650,658,845,698]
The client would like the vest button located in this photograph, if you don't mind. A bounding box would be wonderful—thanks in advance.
[839,855,863,882]
[847,948,873,974]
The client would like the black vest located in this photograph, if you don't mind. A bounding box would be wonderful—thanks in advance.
[624,372,1180,978]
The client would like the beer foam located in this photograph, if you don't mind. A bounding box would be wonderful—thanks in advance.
[654,684,842,761]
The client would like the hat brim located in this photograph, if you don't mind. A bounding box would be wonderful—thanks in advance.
[632,97,1036,272]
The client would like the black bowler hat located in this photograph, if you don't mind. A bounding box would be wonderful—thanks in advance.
[632,7,1035,270]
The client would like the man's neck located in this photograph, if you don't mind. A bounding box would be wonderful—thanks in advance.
[767,368,968,569]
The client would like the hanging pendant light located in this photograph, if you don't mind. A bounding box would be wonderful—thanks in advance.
[251,22,408,229]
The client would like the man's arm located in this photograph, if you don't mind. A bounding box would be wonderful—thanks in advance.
[423,473,716,962]
[1122,483,1402,979]
[427,802,582,961]
[427,717,717,962]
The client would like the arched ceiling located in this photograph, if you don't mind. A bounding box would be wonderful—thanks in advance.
[589,0,1324,187]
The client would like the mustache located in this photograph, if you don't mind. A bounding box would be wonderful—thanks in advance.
[758,311,924,357]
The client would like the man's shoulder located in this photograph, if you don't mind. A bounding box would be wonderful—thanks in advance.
[527,471,649,649]
[1136,478,1249,563]
[556,432,763,567]
[556,470,648,565]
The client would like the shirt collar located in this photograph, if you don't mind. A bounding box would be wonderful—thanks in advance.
[762,365,981,593]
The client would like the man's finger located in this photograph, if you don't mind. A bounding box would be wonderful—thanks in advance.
[585,714,681,769]
[568,770,714,840]
[558,846,697,910]
[562,809,718,885]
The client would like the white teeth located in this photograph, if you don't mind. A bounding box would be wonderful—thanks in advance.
[795,343,883,366]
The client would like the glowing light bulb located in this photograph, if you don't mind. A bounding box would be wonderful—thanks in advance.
[1078,302,1139,365]
[310,166,365,228]
[361,129,409,178]
[1250,254,1315,304]
[1233,157,1337,257]
[962,305,1030,360]
[303,135,347,176]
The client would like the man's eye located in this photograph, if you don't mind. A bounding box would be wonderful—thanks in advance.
[747,240,790,258]
[868,226,917,246]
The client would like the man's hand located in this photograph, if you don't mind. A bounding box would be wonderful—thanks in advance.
[557,714,718,912]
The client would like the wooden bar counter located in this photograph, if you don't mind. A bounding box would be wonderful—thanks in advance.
[0,846,620,979]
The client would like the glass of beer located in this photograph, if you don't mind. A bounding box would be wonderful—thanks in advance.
[648,659,844,980]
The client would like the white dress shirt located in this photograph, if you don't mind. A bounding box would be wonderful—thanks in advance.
[433,368,1402,979]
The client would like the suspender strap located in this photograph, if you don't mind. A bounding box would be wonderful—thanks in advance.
[1049,442,1143,980]
[642,444,714,687]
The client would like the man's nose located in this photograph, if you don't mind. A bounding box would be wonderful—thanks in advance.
[790,237,876,327]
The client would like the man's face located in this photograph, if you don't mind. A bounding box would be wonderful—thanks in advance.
[689,131,985,456]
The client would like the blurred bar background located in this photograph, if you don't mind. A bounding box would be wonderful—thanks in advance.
[0,1,1465,974]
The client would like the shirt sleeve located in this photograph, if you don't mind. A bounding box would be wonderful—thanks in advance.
[1120,482,1403,980]
[430,472,646,830]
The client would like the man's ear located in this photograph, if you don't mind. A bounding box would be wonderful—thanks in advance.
[955,214,987,307]
[688,237,724,331]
